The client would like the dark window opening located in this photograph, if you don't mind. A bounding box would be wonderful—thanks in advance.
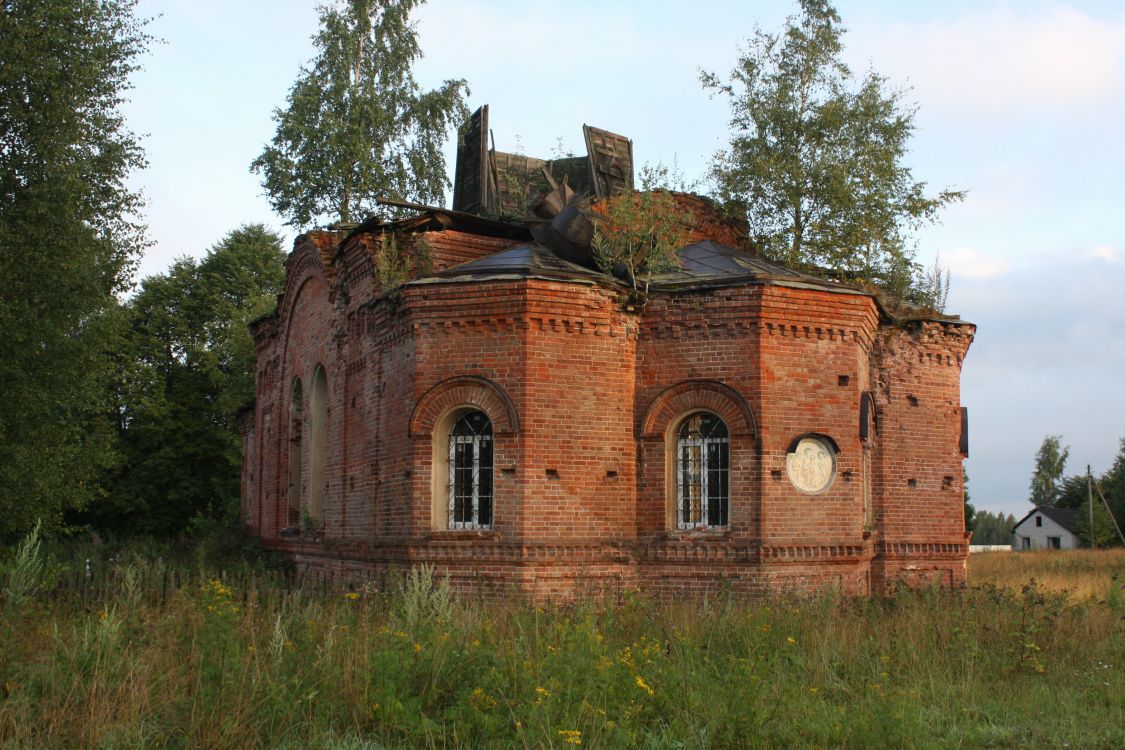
[676,412,729,528]
[449,410,493,529]
[1035,516,1043,527]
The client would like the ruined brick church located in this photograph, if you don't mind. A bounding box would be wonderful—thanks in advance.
[240,106,974,597]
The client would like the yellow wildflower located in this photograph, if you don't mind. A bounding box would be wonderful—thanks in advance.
[469,687,498,711]
[787,636,797,645]
[634,675,655,696]
[344,592,360,601]
[558,729,582,745]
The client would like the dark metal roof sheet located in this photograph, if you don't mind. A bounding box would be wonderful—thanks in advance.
[412,237,864,296]
[648,240,860,294]
[410,242,604,286]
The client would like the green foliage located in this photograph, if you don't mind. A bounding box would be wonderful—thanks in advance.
[963,467,975,532]
[1029,434,1070,508]
[0,0,151,541]
[590,191,692,291]
[92,225,286,536]
[911,254,952,312]
[1054,473,1089,510]
[251,0,469,227]
[1,554,1124,747]
[373,231,432,291]
[637,157,702,194]
[971,510,1017,545]
[2,521,44,617]
[701,0,962,298]
[1074,498,1117,549]
[1101,438,1125,540]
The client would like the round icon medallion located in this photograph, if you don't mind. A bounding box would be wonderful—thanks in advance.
[786,436,836,493]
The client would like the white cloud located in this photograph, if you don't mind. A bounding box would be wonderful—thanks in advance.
[853,7,1125,120]
[944,247,1012,279]
[1087,244,1119,262]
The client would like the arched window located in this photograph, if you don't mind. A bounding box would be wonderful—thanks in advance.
[308,364,328,524]
[448,410,493,529]
[676,412,729,528]
[287,378,303,526]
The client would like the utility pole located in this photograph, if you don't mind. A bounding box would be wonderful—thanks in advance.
[1087,464,1095,550]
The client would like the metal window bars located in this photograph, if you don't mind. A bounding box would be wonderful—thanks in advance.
[448,410,493,529]
[676,412,729,528]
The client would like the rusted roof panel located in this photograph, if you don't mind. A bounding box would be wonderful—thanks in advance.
[451,106,634,220]
[583,125,634,198]
[492,151,553,218]
[453,105,490,216]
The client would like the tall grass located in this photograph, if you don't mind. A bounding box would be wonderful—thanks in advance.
[0,549,1122,748]
[971,548,1125,602]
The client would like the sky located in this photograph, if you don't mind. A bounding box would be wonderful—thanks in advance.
[123,0,1125,519]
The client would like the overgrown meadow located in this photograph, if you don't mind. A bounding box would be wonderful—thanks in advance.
[1,538,1122,749]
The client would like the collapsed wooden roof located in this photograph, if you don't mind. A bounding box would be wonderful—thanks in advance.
[452,105,634,220]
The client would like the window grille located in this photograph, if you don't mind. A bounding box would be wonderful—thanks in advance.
[676,412,729,528]
[449,410,493,529]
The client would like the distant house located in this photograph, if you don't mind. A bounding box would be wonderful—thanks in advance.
[1011,507,1080,550]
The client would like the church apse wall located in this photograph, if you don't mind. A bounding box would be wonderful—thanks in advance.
[240,111,974,597]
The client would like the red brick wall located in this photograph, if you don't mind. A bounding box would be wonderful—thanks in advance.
[401,279,637,545]
[869,321,974,590]
[249,237,338,540]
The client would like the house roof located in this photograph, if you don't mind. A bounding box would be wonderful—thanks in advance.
[1013,506,1080,533]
